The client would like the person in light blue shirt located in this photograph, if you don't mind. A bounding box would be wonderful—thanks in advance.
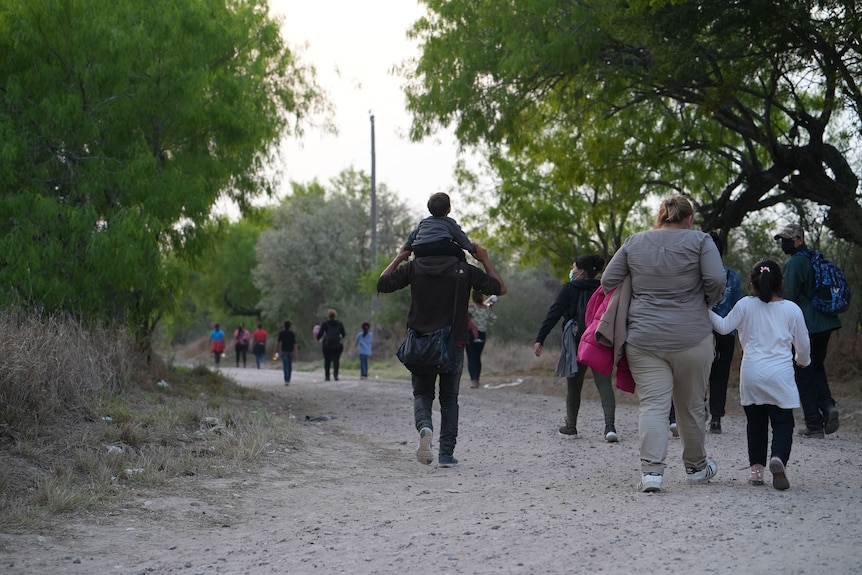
[354,322,373,379]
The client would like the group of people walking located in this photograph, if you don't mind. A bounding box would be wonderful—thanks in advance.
[207,311,374,385]
[208,323,271,370]
[208,191,843,493]
[377,192,842,493]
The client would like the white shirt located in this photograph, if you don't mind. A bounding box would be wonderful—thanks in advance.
[709,297,811,408]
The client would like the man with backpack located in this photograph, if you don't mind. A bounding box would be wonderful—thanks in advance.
[775,223,842,437]
[316,309,346,381]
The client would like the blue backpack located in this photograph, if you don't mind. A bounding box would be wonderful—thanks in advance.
[802,250,851,315]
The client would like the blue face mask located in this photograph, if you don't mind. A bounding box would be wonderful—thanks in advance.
[569,269,576,282]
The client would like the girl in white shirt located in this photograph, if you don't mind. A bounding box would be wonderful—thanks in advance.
[710,260,811,490]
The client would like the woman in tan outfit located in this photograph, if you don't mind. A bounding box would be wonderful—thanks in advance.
[602,195,726,493]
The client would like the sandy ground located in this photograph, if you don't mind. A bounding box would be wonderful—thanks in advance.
[1,364,861,575]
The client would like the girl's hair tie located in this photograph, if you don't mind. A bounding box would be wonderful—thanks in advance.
[760,266,770,273]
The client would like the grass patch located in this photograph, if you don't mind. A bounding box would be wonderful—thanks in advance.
[0,309,294,533]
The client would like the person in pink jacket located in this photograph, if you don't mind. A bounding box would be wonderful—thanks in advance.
[534,255,618,442]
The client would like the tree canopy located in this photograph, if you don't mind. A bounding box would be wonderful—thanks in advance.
[253,169,415,336]
[0,0,325,337]
[402,0,862,265]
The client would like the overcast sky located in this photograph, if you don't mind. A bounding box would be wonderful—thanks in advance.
[270,0,462,214]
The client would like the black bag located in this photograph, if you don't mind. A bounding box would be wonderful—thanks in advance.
[396,326,457,374]
[396,262,463,375]
[323,323,342,349]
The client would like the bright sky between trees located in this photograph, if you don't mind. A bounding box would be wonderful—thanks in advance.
[271,0,462,214]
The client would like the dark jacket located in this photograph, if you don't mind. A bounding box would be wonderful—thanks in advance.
[376,255,502,345]
[317,320,346,348]
[534,278,601,345]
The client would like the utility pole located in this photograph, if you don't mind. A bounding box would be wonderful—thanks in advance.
[370,113,378,326]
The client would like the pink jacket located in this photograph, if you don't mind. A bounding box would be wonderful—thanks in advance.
[576,278,635,393]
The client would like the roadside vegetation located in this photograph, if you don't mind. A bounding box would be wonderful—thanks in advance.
[3,304,862,533]
[0,309,292,532]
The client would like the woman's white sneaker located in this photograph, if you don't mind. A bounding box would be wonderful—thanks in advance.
[639,473,663,492]
[685,458,718,484]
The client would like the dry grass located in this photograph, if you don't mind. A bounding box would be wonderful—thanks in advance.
[0,309,294,532]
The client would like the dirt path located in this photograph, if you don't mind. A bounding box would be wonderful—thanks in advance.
[2,366,861,574]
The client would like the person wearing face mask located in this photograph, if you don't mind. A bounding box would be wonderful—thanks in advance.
[534,255,618,442]
[774,223,842,438]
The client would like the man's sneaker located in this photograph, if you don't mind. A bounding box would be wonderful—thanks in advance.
[769,457,790,490]
[824,405,840,435]
[639,472,663,493]
[438,453,458,468]
[709,418,722,434]
[416,427,433,465]
[797,427,825,439]
[558,421,578,438]
[605,424,619,443]
[669,422,679,437]
[685,458,718,484]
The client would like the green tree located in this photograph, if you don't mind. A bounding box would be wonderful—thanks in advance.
[460,104,662,274]
[199,213,272,319]
[0,0,326,338]
[253,169,415,338]
[402,0,862,261]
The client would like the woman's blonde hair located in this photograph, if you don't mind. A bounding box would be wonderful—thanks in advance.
[654,195,695,228]
[327,309,337,320]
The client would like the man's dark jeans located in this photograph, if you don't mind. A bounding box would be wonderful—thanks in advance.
[795,330,835,431]
[709,332,736,418]
[281,351,293,382]
[412,348,464,456]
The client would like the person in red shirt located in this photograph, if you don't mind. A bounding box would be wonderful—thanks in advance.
[252,323,267,369]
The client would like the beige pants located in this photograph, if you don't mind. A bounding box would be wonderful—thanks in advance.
[626,334,714,475]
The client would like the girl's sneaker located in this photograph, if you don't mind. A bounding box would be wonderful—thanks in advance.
[604,424,619,443]
[748,464,765,486]
[769,457,790,490]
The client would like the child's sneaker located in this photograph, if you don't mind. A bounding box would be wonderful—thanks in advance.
[748,464,765,486]
[769,457,790,490]
[669,422,679,437]
[604,424,619,443]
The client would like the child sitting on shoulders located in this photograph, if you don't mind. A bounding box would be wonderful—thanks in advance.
[403,192,476,261]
